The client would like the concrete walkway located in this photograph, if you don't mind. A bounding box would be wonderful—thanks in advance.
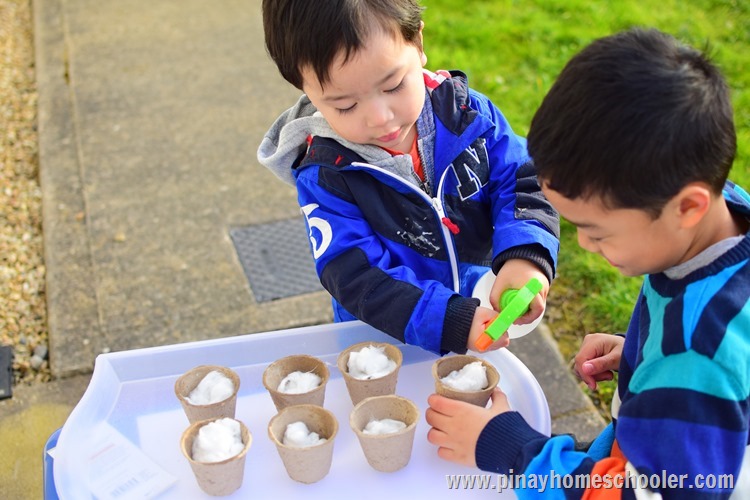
[1,0,604,498]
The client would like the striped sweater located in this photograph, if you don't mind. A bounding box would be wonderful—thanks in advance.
[476,182,750,499]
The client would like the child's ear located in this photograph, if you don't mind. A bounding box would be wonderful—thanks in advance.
[675,183,712,229]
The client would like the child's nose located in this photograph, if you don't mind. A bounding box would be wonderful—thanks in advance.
[365,99,393,127]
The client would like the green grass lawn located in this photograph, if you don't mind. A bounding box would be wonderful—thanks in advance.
[422,0,750,418]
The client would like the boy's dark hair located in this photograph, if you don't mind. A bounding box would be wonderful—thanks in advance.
[262,0,424,90]
[527,28,736,217]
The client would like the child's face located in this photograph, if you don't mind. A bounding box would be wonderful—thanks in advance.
[542,184,689,277]
[301,27,427,154]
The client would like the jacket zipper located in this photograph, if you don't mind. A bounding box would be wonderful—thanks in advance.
[350,162,461,293]
[432,170,461,292]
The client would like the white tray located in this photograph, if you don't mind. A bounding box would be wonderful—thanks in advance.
[53,321,550,499]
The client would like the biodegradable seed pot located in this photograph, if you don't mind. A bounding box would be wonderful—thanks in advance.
[180,418,252,496]
[268,404,339,484]
[432,354,500,407]
[349,395,419,472]
[262,354,330,411]
[337,342,403,405]
[175,365,240,424]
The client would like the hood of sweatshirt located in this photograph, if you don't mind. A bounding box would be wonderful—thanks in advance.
[257,94,423,187]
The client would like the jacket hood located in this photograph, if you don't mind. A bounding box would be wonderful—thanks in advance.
[257,94,412,186]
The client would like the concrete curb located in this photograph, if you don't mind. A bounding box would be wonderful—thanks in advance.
[1,0,606,496]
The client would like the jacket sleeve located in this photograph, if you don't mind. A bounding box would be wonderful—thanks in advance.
[295,166,477,355]
[476,412,644,499]
[479,384,748,499]
[471,90,560,281]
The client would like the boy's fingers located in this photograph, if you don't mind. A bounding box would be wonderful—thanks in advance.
[575,368,598,390]
[584,353,618,375]
[603,351,621,370]
[581,361,597,375]
[529,296,546,318]
[489,387,511,412]
[427,393,465,414]
[578,368,613,390]
[437,446,456,462]
[585,378,598,391]
[593,372,614,383]
[425,406,454,430]
[583,358,609,375]
[425,407,440,426]
[427,393,450,412]
[489,387,507,403]
[437,444,475,467]
[491,333,510,349]
[426,426,446,445]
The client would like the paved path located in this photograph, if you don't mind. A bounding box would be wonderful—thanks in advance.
[1,0,605,497]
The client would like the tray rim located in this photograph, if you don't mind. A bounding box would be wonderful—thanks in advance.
[53,321,551,498]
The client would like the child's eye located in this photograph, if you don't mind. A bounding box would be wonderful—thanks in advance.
[336,104,356,115]
[386,80,405,94]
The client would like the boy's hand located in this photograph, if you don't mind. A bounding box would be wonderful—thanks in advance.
[426,388,511,467]
[491,259,549,325]
[467,306,507,351]
[574,333,624,390]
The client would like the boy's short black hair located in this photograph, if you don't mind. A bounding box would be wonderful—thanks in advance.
[527,28,736,217]
[262,0,424,90]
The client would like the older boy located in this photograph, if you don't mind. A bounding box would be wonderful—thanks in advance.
[257,0,559,355]
[426,28,750,498]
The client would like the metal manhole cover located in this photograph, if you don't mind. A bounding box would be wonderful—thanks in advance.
[230,218,323,302]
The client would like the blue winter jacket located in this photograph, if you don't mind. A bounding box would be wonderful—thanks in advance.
[257,70,559,355]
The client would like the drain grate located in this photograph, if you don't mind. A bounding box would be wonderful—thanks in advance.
[230,218,324,302]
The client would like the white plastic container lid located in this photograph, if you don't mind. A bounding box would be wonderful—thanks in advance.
[472,271,545,339]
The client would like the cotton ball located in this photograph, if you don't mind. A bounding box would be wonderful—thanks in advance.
[191,418,244,463]
[283,421,327,447]
[186,370,235,405]
[348,345,396,380]
[363,418,407,435]
[278,371,322,394]
[441,361,488,391]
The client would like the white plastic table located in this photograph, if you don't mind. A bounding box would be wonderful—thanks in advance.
[50,321,550,499]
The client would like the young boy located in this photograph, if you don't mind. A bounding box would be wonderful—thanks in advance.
[426,28,750,498]
[257,0,559,355]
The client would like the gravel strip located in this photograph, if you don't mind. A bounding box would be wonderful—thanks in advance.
[0,0,51,385]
